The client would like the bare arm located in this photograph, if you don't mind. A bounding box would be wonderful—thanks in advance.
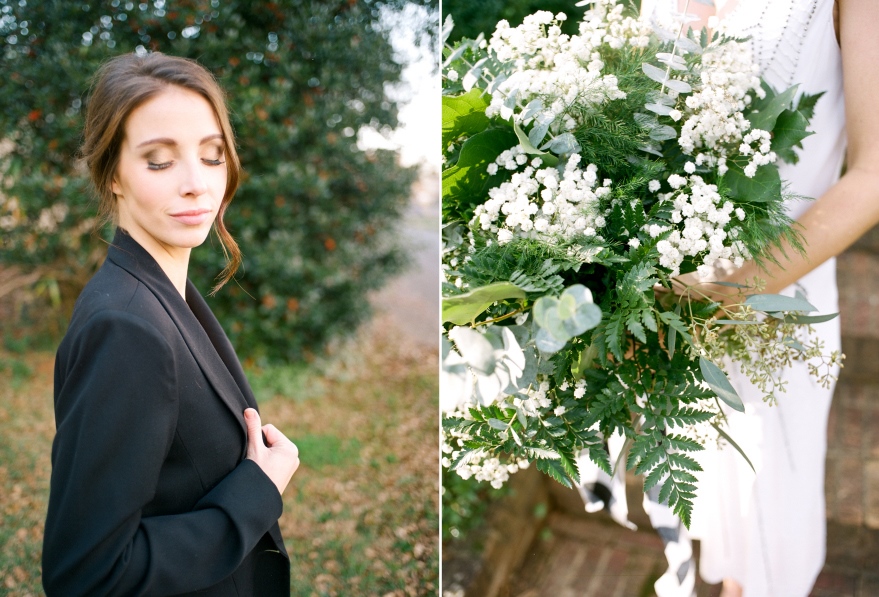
[706,0,879,295]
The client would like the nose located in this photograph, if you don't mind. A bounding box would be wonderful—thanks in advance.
[179,160,209,198]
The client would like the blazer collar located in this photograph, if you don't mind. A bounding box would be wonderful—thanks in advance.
[106,229,257,431]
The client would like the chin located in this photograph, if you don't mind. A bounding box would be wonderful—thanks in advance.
[168,227,214,249]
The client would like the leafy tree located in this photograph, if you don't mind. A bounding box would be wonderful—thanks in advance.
[0,0,432,362]
[442,0,588,43]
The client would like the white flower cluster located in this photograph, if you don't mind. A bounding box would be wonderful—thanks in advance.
[739,129,777,177]
[474,150,609,244]
[649,174,751,276]
[578,0,652,50]
[442,425,530,489]
[678,40,772,178]
[511,380,552,416]
[485,3,648,130]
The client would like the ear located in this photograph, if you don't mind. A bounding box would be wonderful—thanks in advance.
[110,176,122,198]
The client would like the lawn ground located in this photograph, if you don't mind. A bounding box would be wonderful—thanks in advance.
[0,315,439,596]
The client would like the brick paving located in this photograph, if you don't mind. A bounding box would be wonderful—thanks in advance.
[500,247,879,597]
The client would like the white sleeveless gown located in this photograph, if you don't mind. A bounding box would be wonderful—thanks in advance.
[680,1,845,595]
[587,1,848,595]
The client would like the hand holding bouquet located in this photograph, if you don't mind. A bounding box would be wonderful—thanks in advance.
[441,0,843,526]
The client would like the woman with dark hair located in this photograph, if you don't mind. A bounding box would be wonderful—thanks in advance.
[42,51,300,596]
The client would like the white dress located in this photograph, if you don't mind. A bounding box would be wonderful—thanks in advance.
[689,1,846,595]
[579,1,847,595]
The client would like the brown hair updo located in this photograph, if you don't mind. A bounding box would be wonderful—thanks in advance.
[81,51,241,292]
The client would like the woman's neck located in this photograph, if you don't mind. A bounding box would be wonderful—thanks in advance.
[120,225,192,300]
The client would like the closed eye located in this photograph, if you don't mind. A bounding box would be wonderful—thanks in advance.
[147,161,173,171]
[202,158,226,166]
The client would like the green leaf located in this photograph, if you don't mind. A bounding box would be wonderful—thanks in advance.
[744,293,817,313]
[665,434,703,452]
[794,90,824,121]
[487,418,508,430]
[780,312,839,324]
[533,285,602,343]
[713,319,760,325]
[442,89,491,149]
[723,162,782,203]
[442,281,527,324]
[644,460,666,491]
[537,458,573,488]
[512,119,559,166]
[642,310,658,333]
[771,109,813,164]
[662,303,682,359]
[699,357,744,412]
[711,281,752,289]
[747,83,799,131]
[443,126,518,220]
[712,422,756,473]
[626,314,647,343]
[558,450,580,485]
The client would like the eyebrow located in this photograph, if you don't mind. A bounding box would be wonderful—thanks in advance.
[136,133,224,148]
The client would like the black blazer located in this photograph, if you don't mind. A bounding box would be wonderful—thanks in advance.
[43,229,290,596]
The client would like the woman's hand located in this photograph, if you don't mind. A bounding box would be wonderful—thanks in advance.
[244,408,300,496]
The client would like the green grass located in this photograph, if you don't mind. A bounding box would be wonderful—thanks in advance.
[0,319,439,596]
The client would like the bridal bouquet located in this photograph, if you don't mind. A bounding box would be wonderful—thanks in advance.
[441,0,843,525]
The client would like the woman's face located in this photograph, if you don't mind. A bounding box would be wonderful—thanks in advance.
[112,85,227,263]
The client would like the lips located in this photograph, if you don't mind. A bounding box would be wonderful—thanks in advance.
[170,209,212,226]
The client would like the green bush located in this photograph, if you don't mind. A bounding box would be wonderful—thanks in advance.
[442,0,588,43]
[0,0,430,362]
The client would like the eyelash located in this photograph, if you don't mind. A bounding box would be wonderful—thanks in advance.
[147,158,226,171]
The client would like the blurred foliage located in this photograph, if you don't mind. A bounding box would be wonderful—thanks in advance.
[0,0,436,363]
[442,0,588,43]
[441,466,508,542]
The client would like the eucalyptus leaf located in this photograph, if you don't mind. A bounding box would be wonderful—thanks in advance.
[656,52,688,71]
[441,14,454,44]
[487,72,509,94]
[442,281,527,324]
[649,125,678,141]
[711,281,752,288]
[647,90,677,106]
[512,119,559,166]
[675,36,702,54]
[488,418,508,430]
[713,319,760,325]
[663,78,692,94]
[645,103,674,116]
[744,294,817,313]
[642,62,670,85]
[533,285,602,345]
[528,113,553,147]
[534,326,568,353]
[780,312,839,324]
[462,57,488,92]
[711,422,755,473]
[634,112,660,130]
[699,357,745,412]
[447,326,496,375]
[520,98,544,122]
[443,40,471,69]
[639,144,664,157]
[782,336,806,352]
[542,132,581,155]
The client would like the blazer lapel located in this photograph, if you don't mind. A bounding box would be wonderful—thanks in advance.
[185,281,258,410]
[106,230,251,435]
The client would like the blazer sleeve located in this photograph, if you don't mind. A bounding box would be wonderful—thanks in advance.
[42,310,283,597]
